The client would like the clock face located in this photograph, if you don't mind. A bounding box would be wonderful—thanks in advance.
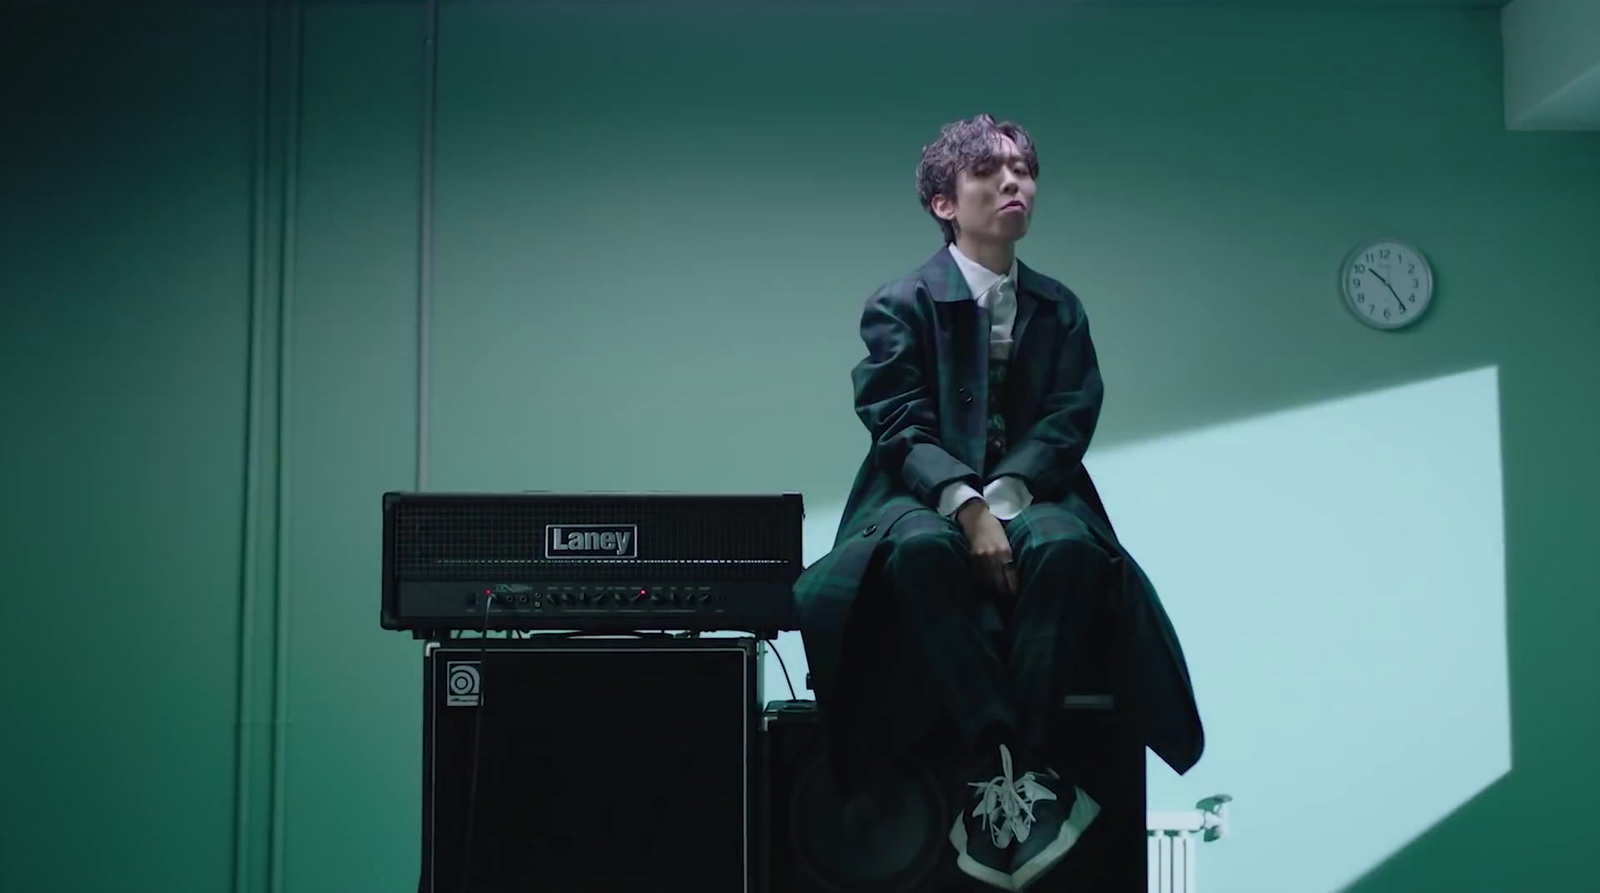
[1341,239,1433,330]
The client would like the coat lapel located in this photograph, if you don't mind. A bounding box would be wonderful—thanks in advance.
[1009,260,1068,433]
[1012,289,1038,363]
[922,248,988,474]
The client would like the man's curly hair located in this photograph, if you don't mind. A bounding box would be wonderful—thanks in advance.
[915,113,1041,244]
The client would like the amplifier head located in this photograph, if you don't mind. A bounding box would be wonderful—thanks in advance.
[382,492,804,636]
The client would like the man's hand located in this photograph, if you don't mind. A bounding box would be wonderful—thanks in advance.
[956,499,1018,600]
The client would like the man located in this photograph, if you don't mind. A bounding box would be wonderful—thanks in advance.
[793,114,1205,892]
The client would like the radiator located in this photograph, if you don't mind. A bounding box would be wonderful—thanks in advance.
[1146,794,1232,893]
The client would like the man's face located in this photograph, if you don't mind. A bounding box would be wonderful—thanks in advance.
[934,134,1036,245]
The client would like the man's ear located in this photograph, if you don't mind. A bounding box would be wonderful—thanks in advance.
[930,192,956,222]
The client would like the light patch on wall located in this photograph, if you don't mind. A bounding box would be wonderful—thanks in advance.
[765,365,1509,893]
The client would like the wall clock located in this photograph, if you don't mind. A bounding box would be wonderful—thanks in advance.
[1340,238,1434,330]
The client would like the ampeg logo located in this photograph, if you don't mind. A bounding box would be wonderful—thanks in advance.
[544,523,637,559]
[446,661,481,707]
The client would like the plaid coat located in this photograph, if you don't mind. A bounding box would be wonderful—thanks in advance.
[793,246,1205,787]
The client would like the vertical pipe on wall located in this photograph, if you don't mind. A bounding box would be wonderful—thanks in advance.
[417,0,439,491]
[267,2,304,891]
[232,2,274,890]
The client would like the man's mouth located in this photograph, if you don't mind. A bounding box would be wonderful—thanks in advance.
[1001,201,1025,211]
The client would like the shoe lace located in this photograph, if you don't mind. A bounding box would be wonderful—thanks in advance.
[968,743,1058,848]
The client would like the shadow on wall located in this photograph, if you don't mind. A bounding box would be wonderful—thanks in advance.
[755,366,1509,893]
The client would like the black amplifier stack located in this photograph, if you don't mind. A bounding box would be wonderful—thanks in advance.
[387,490,803,893]
[384,491,1144,893]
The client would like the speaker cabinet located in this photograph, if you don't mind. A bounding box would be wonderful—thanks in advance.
[761,700,957,893]
[422,636,760,893]
[761,700,1145,893]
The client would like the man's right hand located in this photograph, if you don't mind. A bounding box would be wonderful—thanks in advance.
[956,499,1016,600]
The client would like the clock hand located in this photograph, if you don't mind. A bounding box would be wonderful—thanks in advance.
[1368,268,1406,313]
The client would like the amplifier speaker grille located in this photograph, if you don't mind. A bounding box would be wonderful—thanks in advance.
[423,637,758,893]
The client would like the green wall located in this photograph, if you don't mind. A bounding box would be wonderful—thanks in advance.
[2,2,1594,892]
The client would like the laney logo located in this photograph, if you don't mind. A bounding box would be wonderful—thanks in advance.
[545,524,637,558]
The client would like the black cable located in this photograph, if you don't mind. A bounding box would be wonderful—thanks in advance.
[458,593,493,893]
[770,638,798,701]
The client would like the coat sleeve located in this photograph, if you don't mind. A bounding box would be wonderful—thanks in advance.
[850,286,982,508]
[988,298,1104,500]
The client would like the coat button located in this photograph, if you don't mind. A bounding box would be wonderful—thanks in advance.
[862,525,877,537]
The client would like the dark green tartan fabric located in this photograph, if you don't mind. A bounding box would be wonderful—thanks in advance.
[985,354,1011,475]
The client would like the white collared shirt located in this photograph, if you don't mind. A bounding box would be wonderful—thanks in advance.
[937,243,1034,521]
[946,242,1018,360]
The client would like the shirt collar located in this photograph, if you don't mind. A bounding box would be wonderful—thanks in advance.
[947,242,1017,308]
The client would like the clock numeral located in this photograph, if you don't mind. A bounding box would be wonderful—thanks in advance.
[1383,309,1391,319]
[1353,263,1366,274]
[1356,292,1366,303]
[1365,253,1375,263]
[1380,249,1391,259]
[1408,264,1416,274]
[1412,278,1419,287]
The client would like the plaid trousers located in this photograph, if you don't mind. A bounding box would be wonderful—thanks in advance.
[878,495,1111,755]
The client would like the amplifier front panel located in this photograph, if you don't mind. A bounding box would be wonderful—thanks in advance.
[422,639,757,893]
[399,580,793,633]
